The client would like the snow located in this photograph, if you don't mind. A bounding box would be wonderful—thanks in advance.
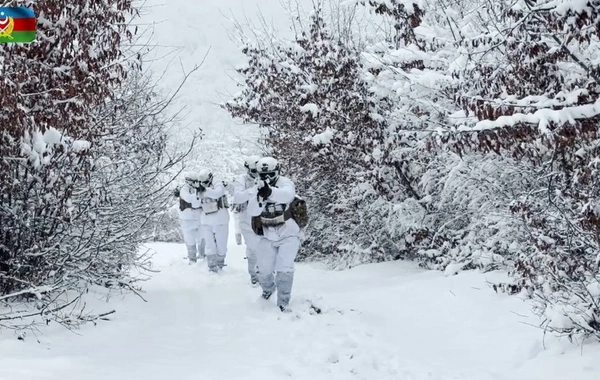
[545,305,575,330]
[31,131,47,154]
[72,140,91,152]
[21,128,71,168]
[42,128,63,144]
[501,89,589,108]
[459,100,600,133]
[443,261,466,276]
[1,217,597,380]
[3,0,599,378]
[544,0,592,15]
[300,102,320,117]
[300,83,318,94]
[586,280,600,297]
[312,127,335,145]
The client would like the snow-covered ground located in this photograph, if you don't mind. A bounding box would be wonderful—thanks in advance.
[1,216,598,380]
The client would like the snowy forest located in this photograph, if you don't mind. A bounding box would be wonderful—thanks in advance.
[1,0,600,374]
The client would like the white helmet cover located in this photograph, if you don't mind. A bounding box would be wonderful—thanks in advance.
[197,169,213,185]
[184,171,201,181]
[184,171,201,187]
[244,155,261,178]
[256,157,281,184]
[244,155,261,170]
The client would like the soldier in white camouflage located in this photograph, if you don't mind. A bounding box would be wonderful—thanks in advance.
[247,157,302,312]
[177,172,206,263]
[196,169,230,273]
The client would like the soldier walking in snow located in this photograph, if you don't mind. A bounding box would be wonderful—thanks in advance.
[197,169,230,273]
[177,172,206,264]
[247,157,302,312]
[232,155,262,285]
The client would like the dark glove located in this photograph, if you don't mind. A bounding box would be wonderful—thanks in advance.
[172,187,180,197]
[257,181,272,199]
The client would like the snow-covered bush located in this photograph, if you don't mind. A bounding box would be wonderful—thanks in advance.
[416,153,533,271]
[437,0,600,339]
[225,0,527,270]
[343,0,527,270]
[77,68,192,280]
[0,1,189,330]
[225,10,389,260]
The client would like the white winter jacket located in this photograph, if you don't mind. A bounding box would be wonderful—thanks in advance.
[247,175,301,241]
[179,184,203,221]
[199,177,230,226]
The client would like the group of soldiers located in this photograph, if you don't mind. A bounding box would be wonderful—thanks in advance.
[175,156,304,312]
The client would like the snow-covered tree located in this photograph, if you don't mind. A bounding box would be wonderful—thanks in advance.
[351,0,525,270]
[226,0,526,269]
[227,0,600,341]
[226,10,391,260]
[0,1,189,329]
[437,0,600,339]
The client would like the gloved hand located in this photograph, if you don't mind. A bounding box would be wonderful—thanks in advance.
[235,233,242,245]
[257,181,272,199]
[172,187,180,197]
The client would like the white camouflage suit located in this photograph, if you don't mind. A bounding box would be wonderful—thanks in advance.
[198,174,230,272]
[247,174,301,309]
[178,183,205,262]
[232,172,260,284]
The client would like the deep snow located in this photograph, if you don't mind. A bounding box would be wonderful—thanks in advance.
[0,217,598,380]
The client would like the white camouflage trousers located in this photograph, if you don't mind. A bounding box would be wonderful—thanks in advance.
[256,235,300,308]
[201,223,229,272]
[180,218,205,261]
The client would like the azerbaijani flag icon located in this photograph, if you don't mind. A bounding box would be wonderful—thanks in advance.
[0,7,36,43]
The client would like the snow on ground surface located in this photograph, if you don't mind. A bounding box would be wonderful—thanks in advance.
[0,217,598,380]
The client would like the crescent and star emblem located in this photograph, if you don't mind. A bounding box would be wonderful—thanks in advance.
[0,11,15,39]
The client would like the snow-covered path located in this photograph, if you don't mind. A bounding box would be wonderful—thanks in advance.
[1,219,598,380]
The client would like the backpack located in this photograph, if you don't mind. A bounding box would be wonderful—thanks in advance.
[289,196,308,228]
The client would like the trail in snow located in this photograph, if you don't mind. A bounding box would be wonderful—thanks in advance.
[0,217,598,380]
